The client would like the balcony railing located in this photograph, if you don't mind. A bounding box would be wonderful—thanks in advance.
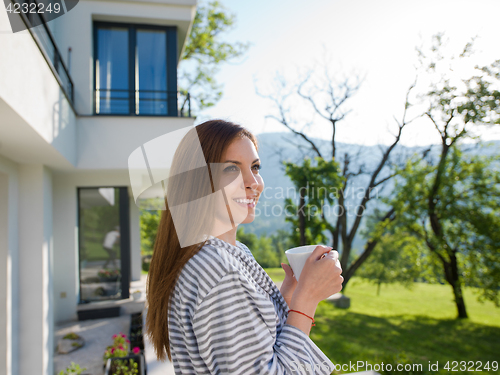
[12,0,74,104]
[94,89,191,117]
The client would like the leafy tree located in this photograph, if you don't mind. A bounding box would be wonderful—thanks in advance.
[253,236,280,268]
[236,226,258,250]
[236,227,280,268]
[390,34,500,318]
[358,223,429,296]
[269,229,294,264]
[140,209,161,255]
[283,156,343,247]
[363,35,500,318]
[386,147,500,317]
[260,64,417,291]
[179,0,249,112]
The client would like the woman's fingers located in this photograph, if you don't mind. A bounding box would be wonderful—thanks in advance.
[281,263,295,279]
[321,250,338,261]
[311,245,332,260]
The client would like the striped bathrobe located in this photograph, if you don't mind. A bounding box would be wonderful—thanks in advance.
[168,236,334,374]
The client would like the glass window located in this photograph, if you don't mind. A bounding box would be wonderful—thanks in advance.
[94,23,177,116]
[96,27,129,114]
[137,29,167,115]
[78,188,123,303]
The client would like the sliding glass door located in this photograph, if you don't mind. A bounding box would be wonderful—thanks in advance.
[78,187,130,303]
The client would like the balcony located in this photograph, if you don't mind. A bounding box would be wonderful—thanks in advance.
[11,0,74,105]
[94,89,191,117]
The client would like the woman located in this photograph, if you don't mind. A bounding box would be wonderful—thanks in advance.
[146,120,343,374]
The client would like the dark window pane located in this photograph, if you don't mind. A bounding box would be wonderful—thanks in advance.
[96,27,129,114]
[137,29,167,115]
[78,188,122,302]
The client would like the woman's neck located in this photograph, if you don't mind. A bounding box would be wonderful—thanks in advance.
[216,228,237,246]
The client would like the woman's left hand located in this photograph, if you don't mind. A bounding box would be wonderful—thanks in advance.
[279,263,298,307]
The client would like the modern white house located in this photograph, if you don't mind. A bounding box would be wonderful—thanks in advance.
[0,1,197,374]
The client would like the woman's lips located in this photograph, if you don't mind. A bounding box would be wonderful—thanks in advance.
[232,197,257,208]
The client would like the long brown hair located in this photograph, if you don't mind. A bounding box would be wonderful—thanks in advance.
[146,120,258,361]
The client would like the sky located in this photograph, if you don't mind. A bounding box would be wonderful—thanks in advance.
[194,0,500,146]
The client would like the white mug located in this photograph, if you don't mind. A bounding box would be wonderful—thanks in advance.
[284,245,318,282]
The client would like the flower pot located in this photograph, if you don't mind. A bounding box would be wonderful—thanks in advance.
[104,354,145,375]
[99,276,119,283]
[131,312,142,326]
[130,340,144,352]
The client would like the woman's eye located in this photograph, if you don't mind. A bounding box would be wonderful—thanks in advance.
[252,164,262,171]
[223,165,239,173]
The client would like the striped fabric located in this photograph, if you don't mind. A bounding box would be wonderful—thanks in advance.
[168,236,334,374]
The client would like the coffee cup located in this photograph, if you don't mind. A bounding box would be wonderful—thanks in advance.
[285,245,319,281]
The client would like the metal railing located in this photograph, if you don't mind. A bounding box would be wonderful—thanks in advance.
[94,89,191,117]
[12,0,74,103]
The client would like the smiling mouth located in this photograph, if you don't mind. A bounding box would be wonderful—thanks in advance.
[232,197,257,207]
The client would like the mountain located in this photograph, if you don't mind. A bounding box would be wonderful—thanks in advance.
[244,132,499,254]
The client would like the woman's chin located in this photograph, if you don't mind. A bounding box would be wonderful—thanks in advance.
[240,213,256,224]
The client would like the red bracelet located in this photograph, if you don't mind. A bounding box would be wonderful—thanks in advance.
[289,309,315,326]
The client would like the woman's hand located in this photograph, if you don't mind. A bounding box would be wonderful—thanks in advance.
[286,246,343,336]
[279,263,297,307]
[292,245,343,306]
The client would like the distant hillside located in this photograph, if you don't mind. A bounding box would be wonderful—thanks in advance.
[244,132,499,254]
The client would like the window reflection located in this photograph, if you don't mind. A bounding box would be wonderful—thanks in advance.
[78,188,122,302]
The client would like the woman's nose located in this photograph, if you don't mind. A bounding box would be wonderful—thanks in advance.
[242,171,260,190]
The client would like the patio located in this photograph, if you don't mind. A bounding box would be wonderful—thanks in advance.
[54,275,175,375]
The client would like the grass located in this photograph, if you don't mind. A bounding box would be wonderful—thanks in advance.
[264,268,500,374]
[81,242,114,261]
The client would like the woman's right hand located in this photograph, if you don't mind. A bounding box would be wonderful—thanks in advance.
[292,245,344,305]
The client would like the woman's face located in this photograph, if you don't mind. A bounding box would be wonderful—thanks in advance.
[215,137,264,227]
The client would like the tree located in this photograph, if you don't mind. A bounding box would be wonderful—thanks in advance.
[283,156,343,247]
[179,0,249,112]
[395,34,500,318]
[269,229,294,264]
[381,34,500,318]
[140,208,161,255]
[387,148,500,317]
[358,219,431,296]
[259,65,417,291]
[236,227,280,268]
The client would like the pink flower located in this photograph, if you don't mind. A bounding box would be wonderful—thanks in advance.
[111,347,115,354]
[126,339,130,343]
[112,334,117,339]
[133,347,140,354]
[121,333,126,338]
[119,345,124,350]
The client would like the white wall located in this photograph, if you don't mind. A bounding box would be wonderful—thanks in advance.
[18,166,53,375]
[52,173,79,323]
[0,155,20,375]
[0,172,9,375]
[0,11,77,169]
[77,116,194,169]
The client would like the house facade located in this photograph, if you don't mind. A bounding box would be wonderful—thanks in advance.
[0,1,197,374]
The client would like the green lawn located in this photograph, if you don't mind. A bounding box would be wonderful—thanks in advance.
[81,242,112,261]
[264,268,500,374]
